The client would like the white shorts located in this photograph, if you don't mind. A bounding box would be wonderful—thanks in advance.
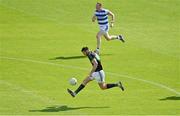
[89,70,105,83]
[99,24,109,34]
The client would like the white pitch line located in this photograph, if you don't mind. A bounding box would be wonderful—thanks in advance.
[107,72,180,95]
[0,56,179,95]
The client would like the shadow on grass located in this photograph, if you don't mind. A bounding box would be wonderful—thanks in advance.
[159,96,180,101]
[49,55,86,60]
[29,105,109,112]
[49,54,113,60]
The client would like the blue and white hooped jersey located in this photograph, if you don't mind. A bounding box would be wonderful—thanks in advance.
[95,9,109,26]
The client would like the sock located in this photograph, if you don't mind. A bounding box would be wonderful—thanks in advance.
[95,48,100,54]
[75,84,85,94]
[96,48,100,51]
[106,83,118,89]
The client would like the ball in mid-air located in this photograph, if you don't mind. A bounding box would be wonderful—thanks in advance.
[69,78,77,86]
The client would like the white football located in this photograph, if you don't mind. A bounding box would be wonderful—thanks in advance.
[69,78,77,86]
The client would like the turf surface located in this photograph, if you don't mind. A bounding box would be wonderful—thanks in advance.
[0,0,179,115]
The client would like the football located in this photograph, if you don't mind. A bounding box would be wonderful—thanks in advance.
[69,78,77,85]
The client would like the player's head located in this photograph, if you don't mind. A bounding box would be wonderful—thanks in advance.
[96,2,102,10]
[81,47,89,56]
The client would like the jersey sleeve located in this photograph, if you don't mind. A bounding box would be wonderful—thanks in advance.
[88,53,95,61]
[104,9,109,14]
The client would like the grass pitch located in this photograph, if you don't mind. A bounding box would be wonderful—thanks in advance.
[0,0,179,115]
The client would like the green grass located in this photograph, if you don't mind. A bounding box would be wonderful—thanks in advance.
[0,0,179,115]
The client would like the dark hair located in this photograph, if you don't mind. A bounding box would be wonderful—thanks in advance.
[97,2,102,6]
[81,47,89,52]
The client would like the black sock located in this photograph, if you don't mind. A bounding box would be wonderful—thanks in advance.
[75,84,85,94]
[107,83,118,89]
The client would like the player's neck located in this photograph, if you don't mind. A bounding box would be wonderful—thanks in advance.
[97,8,102,11]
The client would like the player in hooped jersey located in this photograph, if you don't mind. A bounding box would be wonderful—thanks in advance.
[92,3,125,54]
[67,47,124,97]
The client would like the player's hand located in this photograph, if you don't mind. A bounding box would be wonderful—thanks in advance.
[110,22,114,28]
[92,16,96,22]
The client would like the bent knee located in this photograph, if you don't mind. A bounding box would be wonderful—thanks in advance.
[106,38,111,41]
[100,85,107,90]
[104,36,111,41]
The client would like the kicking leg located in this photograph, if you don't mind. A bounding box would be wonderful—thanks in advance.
[67,76,92,97]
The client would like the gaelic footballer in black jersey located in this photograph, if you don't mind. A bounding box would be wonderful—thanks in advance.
[67,47,124,97]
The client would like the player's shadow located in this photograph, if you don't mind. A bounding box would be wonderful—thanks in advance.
[49,54,112,60]
[159,96,180,101]
[29,105,109,112]
[50,55,86,60]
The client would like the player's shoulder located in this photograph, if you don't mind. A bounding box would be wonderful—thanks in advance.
[103,8,109,11]
[87,52,96,59]
[89,51,96,57]
[87,51,93,56]
[95,8,109,13]
[102,8,109,13]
